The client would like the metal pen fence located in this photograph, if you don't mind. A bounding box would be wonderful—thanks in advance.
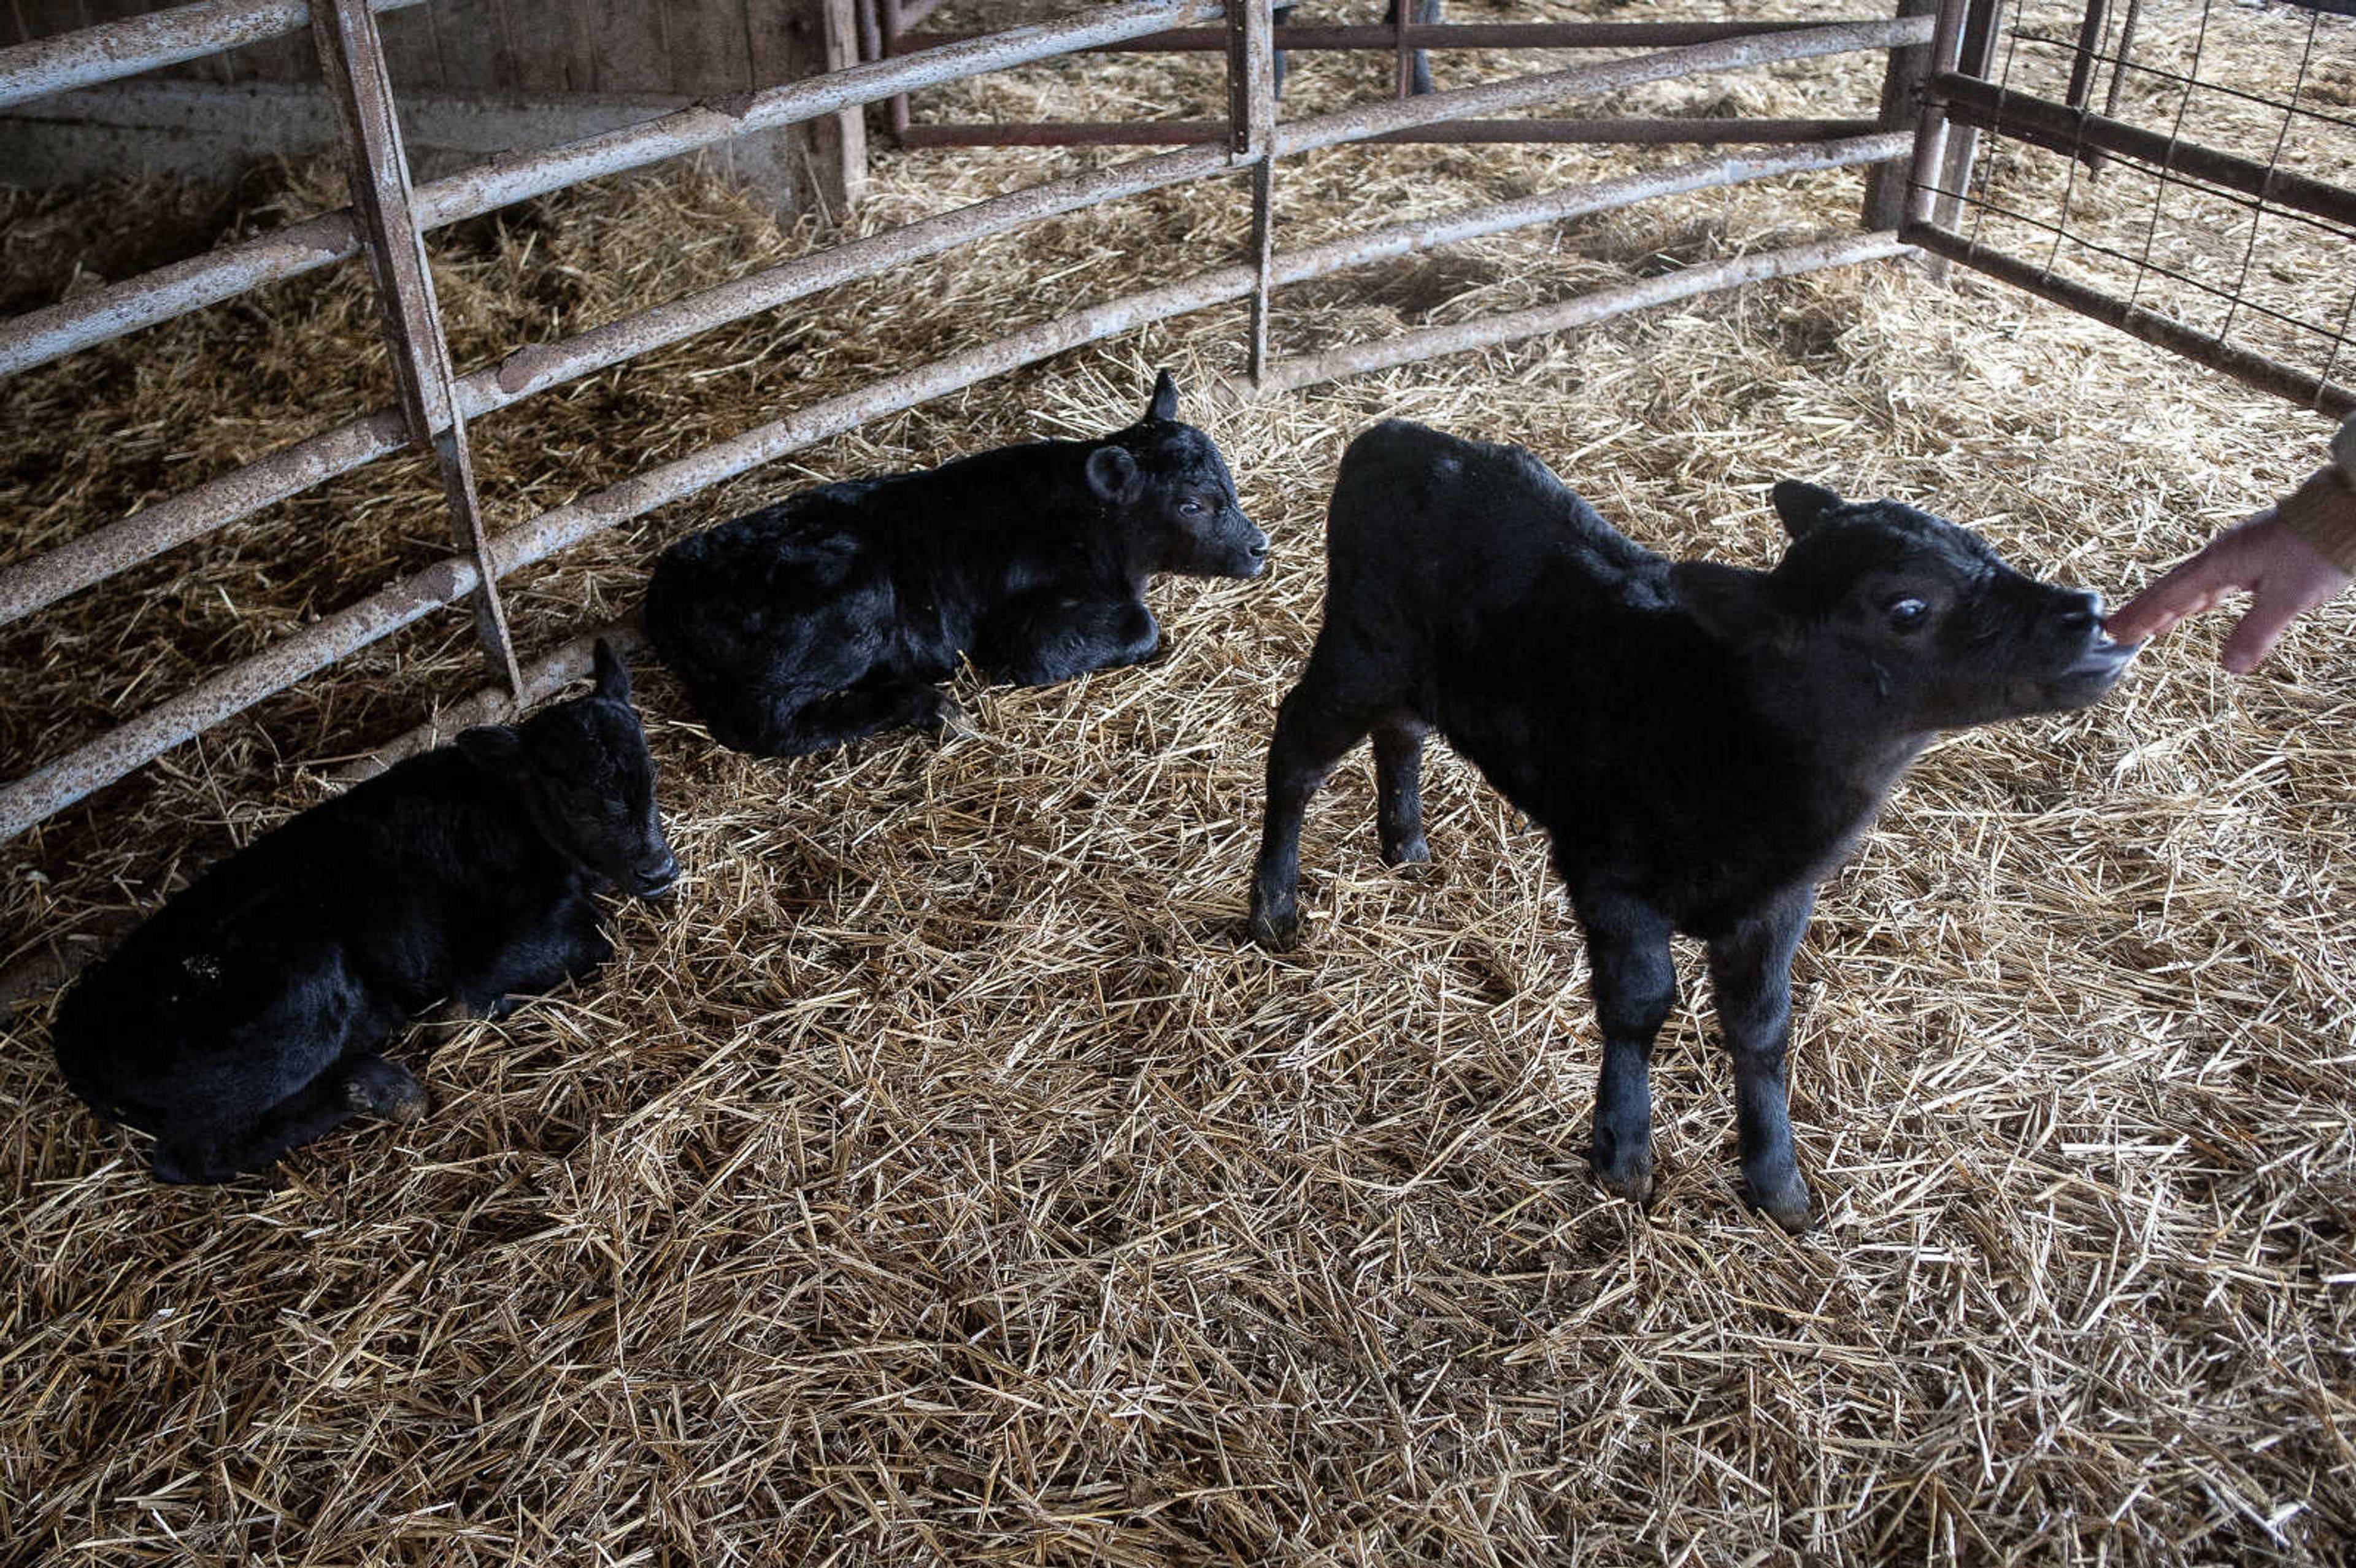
[0,0,1936,847]
[1901,0,2356,417]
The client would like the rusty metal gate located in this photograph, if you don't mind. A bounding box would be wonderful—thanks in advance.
[1902,0,2356,415]
[0,0,1937,850]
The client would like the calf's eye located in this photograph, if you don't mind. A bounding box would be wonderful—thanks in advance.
[1886,596,1930,631]
[1178,499,1204,517]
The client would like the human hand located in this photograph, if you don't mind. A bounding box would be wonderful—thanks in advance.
[2105,510,2354,674]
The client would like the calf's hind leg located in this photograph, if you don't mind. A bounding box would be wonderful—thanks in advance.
[216,1053,423,1178]
[1706,888,1814,1231]
[1371,717,1430,866]
[1248,666,1387,949]
[977,594,1160,687]
[1574,887,1676,1209]
[154,1053,422,1183]
[707,671,948,758]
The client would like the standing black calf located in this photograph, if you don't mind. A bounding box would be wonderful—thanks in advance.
[644,371,1266,757]
[1274,1,1441,98]
[51,642,679,1184]
[1247,421,2137,1229]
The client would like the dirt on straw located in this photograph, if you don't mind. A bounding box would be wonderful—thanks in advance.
[2,1,2353,1563]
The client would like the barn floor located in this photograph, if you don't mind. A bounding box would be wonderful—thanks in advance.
[4,2,2354,1564]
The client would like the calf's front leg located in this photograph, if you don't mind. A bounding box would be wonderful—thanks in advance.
[1574,886,1676,1209]
[452,894,614,1018]
[1706,887,1814,1231]
[977,594,1160,687]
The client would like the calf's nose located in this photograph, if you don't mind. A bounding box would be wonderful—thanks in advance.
[2055,588,2103,636]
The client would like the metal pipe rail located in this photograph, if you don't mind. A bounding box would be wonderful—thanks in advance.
[892,117,1885,148]
[0,0,426,110]
[1903,221,2354,417]
[0,138,1912,841]
[1269,17,1928,159]
[884,15,1933,152]
[1925,72,2356,234]
[0,0,1224,377]
[895,19,1892,52]
[0,21,1922,631]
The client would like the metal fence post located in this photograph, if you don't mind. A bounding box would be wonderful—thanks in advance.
[1228,0,1278,385]
[1863,0,1939,229]
[1931,0,2008,233]
[311,0,525,701]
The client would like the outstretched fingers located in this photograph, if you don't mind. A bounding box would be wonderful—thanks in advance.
[2108,513,2352,672]
[2106,523,2265,646]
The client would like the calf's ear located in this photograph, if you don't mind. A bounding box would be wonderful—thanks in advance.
[1086,444,1141,503]
[456,724,528,778]
[1145,370,1180,423]
[1669,561,1785,649]
[1770,480,1842,540]
[592,638,631,703]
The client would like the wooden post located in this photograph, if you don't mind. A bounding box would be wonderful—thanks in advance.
[800,0,866,215]
[750,0,866,218]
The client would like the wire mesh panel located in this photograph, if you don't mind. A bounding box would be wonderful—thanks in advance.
[1906,0,2356,415]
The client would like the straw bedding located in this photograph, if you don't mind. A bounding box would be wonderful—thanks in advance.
[2,2,2352,1563]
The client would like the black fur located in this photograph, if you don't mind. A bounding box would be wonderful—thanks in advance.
[1247,421,2137,1229]
[51,642,677,1185]
[644,371,1266,757]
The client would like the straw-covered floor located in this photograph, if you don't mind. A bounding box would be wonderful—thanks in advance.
[2,2,2352,1563]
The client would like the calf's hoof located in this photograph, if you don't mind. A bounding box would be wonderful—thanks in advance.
[344,1060,430,1123]
[1590,1140,1653,1209]
[1245,896,1300,951]
[1380,834,1430,868]
[152,1143,220,1185]
[1743,1165,1813,1233]
[899,686,956,736]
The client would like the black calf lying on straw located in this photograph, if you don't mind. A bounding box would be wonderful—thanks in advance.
[1247,421,2137,1229]
[52,642,679,1184]
[645,371,1267,757]
[1273,0,1442,98]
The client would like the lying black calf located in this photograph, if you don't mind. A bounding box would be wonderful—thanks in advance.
[644,371,1266,757]
[1247,421,2136,1229]
[52,641,678,1184]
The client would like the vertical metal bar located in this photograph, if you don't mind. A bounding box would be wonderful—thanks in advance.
[1228,0,1277,385]
[1906,0,1971,278]
[1863,0,1939,231]
[1930,0,2004,233]
[1905,1,1968,225]
[2062,0,2109,111]
[312,0,525,699]
[1393,0,1411,100]
[2063,0,2112,175]
[1249,161,1277,384]
[2100,0,2141,120]
[882,0,910,142]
